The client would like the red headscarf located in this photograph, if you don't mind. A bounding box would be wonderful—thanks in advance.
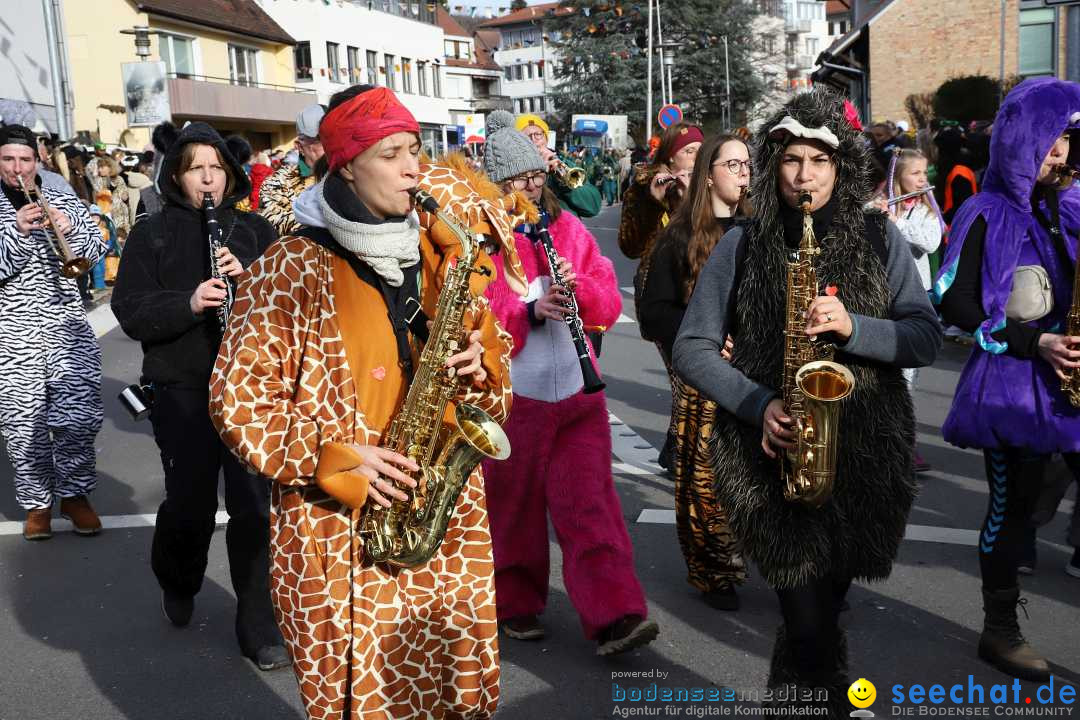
[320,87,420,173]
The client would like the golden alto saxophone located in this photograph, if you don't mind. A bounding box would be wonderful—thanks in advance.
[779,191,855,507]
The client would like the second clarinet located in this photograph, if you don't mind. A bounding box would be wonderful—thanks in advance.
[533,210,605,394]
[202,192,235,333]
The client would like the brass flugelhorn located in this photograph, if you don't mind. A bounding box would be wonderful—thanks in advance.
[16,174,91,278]
[553,159,586,189]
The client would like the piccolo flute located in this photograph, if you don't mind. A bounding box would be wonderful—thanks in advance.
[887,186,935,205]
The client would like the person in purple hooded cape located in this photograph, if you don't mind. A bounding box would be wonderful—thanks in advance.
[934,77,1080,682]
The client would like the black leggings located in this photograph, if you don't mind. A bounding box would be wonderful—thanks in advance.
[775,576,851,679]
[980,449,1080,590]
[149,385,280,653]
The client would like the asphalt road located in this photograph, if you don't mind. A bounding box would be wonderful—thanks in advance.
[0,203,1076,720]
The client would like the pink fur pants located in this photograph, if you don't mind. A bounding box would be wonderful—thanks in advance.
[481,390,648,640]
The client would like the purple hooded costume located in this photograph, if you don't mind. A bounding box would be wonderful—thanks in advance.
[934,78,1080,452]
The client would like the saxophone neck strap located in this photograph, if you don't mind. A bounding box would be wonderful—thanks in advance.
[299,226,428,380]
[1031,185,1073,271]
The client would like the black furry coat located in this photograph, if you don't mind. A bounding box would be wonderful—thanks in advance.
[709,91,920,589]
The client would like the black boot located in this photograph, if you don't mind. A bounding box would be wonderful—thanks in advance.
[978,587,1050,681]
[765,626,850,719]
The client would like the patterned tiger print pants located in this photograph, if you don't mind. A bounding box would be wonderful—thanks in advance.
[669,371,747,592]
[0,311,102,510]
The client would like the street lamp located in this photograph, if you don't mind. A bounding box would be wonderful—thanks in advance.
[656,41,681,105]
[120,26,154,61]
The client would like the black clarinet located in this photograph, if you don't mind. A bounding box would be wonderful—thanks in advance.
[202,192,234,333]
[531,211,605,394]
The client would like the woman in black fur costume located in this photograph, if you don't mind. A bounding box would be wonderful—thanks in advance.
[673,89,942,714]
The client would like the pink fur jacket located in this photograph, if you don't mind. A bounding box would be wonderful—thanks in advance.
[485,209,621,402]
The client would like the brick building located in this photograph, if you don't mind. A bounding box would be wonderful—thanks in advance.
[814,0,1072,126]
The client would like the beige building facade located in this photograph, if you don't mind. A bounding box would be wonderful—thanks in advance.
[62,0,312,150]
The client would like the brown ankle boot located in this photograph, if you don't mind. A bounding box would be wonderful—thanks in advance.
[60,496,102,536]
[978,587,1049,681]
[23,508,52,541]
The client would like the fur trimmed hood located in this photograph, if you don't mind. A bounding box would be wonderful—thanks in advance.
[749,87,873,242]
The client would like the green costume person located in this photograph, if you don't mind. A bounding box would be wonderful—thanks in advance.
[516,114,602,218]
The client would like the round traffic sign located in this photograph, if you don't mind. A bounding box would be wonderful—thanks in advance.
[657,103,683,129]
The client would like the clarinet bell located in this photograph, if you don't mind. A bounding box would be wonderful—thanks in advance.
[580,353,605,395]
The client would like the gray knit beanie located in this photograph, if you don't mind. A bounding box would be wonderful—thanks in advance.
[483,110,545,183]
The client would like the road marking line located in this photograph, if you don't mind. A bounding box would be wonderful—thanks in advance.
[621,286,634,294]
[634,511,1074,551]
[88,303,119,339]
[0,510,230,537]
[609,412,664,474]
[616,313,634,324]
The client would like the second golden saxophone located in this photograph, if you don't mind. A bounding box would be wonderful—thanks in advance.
[779,191,855,507]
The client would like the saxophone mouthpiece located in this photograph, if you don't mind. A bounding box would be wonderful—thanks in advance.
[411,188,441,214]
[798,191,813,212]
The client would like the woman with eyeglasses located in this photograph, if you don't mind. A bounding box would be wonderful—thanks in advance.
[619,122,704,472]
[639,134,751,611]
[479,111,659,656]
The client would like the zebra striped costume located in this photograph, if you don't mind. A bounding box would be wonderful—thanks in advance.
[0,182,107,510]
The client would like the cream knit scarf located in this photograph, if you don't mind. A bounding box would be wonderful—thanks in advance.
[317,182,420,287]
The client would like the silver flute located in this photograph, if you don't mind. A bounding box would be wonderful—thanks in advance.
[887,185,935,205]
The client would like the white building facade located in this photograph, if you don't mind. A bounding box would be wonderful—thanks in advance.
[438,11,509,146]
[784,0,831,90]
[479,3,566,121]
[255,0,455,154]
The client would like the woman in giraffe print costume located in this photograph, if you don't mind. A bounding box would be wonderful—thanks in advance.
[211,84,518,719]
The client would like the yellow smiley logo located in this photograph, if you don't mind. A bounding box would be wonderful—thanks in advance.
[848,678,877,708]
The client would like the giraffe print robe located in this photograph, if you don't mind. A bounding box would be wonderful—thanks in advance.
[210,227,513,719]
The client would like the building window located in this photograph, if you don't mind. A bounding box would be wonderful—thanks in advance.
[444,40,468,59]
[526,62,534,79]
[366,50,378,85]
[326,42,341,83]
[515,98,524,113]
[385,53,397,90]
[805,37,819,56]
[513,64,523,80]
[537,96,546,112]
[760,34,777,54]
[504,66,513,81]
[294,41,312,81]
[417,61,428,95]
[159,33,195,77]
[1019,8,1056,76]
[347,46,360,83]
[537,61,544,78]
[228,44,258,86]
[432,64,442,97]
[401,57,412,93]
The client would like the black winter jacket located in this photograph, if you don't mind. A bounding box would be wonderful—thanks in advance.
[111,122,277,389]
